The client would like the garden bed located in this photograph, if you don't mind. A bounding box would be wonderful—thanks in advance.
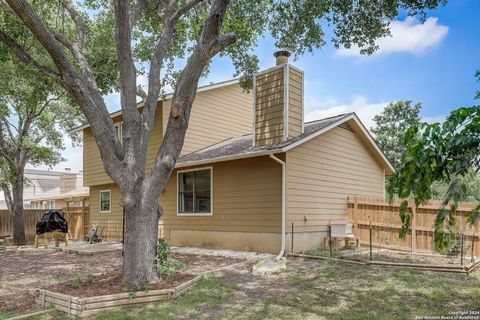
[36,274,203,318]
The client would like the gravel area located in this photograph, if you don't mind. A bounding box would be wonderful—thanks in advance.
[172,246,273,260]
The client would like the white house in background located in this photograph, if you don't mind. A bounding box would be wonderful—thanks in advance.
[26,171,89,210]
[0,169,64,209]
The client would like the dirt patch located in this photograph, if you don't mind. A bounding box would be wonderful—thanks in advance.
[44,272,195,298]
[0,249,241,316]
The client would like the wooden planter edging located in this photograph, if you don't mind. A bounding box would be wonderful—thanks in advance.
[36,275,202,318]
[289,253,479,275]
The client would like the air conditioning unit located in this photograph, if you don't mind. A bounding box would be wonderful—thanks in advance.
[329,220,354,238]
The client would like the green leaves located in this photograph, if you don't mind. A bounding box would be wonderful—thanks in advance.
[371,101,422,169]
[389,104,480,253]
[398,200,410,239]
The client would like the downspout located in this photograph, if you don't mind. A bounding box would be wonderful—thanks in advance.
[269,154,286,260]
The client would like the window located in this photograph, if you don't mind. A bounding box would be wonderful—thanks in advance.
[100,190,111,213]
[178,168,212,215]
[114,122,123,143]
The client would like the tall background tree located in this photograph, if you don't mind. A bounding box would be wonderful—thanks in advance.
[371,100,422,168]
[0,0,448,284]
[0,46,82,245]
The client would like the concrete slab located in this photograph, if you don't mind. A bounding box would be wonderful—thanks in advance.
[61,241,123,256]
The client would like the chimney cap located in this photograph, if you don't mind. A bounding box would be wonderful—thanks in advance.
[273,50,291,58]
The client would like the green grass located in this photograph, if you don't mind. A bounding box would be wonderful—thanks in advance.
[18,260,480,320]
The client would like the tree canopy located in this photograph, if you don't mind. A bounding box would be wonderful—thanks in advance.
[371,100,422,169]
[0,0,449,284]
[0,34,82,244]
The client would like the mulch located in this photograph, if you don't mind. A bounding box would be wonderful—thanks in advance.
[44,272,196,298]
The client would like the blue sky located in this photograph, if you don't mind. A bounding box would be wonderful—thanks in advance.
[31,0,480,172]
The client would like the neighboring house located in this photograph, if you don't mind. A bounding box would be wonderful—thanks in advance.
[74,51,394,253]
[0,169,64,209]
[26,171,89,210]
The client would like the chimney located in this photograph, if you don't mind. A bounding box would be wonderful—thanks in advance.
[60,172,77,194]
[253,50,304,147]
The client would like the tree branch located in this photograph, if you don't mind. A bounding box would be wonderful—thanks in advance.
[0,29,62,83]
[145,0,232,197]
[129,0,151,28]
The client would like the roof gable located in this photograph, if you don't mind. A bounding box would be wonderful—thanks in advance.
[176,113,394,175]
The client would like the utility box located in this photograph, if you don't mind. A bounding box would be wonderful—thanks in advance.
[329,220,354,238]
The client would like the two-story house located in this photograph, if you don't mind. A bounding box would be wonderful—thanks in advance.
[74,51,393,253]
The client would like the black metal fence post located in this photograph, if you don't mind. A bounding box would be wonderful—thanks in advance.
[328,225,333,258]
[291,222,294,254]
[369,226,373,262]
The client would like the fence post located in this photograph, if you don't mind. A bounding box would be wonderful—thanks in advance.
[369,222,373,262]
[291,222,294,254]
[460,233,464,266]
[472,233,475,263]
[81,199,86,241]
[328,225,333,258]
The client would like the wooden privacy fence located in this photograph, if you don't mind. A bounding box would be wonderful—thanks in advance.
[0,209,45,242]
[347,196,480,256]
[0,206,89,243]
[63,205,89,241]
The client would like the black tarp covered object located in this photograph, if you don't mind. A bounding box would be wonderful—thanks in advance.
[35,210,68,234]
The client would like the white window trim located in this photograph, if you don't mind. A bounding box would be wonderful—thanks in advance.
[100,190,112,213]
[114,122,123,144]
[176,166,213,216]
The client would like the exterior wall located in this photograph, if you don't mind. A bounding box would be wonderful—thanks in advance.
[88,155,283,253]
[89,184,123,241]
[161,155,283,253]
[254,67,285,146]
[162,83,253,155]
[286,122,385,252]
[288,67,303,138]
[83,103,163,187]
[84,83,253,186]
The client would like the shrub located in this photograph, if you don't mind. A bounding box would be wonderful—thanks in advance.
[71,274,82,288]
[156,238,171,267]
[155,238,185,282]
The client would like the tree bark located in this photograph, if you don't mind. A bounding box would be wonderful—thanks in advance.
[11,178,26,245]
[122,192,161,285]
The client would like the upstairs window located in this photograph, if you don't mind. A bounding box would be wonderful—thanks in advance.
[177,168,212,215]
[114,122,122,143]
[100,190,111,213]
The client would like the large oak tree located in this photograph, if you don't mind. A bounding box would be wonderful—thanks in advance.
[0,0,447,285]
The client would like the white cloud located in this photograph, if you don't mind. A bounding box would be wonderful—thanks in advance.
[306,96,389,130]
[336,17,448,57]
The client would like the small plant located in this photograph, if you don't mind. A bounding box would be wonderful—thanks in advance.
[128,291,136,299]
[156,238,171,267]
[86,273,94,285]
[155,238,185,282]
[158,259,186,283]
[71,274,82,289]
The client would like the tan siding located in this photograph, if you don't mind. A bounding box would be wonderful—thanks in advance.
[286,124,385,234]
[89,184,123,241]
[89,156,282,244]
[255,68,285,146]
[288,68,303,138]
[83,103,163,186]
[160,156,282,238]
[163,83,252,155]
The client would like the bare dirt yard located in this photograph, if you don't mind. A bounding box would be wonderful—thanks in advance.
[3,254,479,320]
[0,249,240,318]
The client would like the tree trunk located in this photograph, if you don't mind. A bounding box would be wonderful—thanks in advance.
[11,179,26,245]
[122,194,161,285]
